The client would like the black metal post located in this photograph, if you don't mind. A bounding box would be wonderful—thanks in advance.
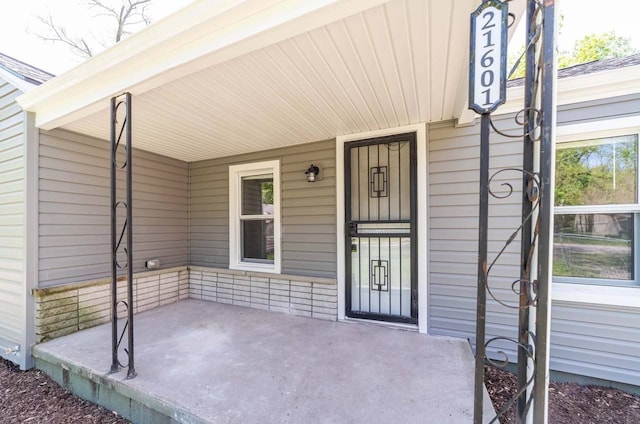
[110,93,136,379]
[110,97,118,374]
[474,113,491,424]
[534,1,556,421]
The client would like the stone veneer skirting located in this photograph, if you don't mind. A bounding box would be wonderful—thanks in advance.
[32,266,337,342]
[32,267,190,342]
[189,267,338,321]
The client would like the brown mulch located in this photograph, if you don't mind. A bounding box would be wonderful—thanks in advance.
[484,365,640,424]
[0,357,129,424]
[3,356,640,423]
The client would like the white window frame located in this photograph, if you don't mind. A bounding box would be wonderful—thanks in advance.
[228,160,281,274]
[553,118,640,308]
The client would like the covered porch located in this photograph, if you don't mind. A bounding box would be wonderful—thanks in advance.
[18,1,524,421]
[33,299,495,423]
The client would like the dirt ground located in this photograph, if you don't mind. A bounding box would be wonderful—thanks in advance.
[1,357,128,424]
[484,365,640,424]
[2,356,639,423]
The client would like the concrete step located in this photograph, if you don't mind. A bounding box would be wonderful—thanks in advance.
[33,347,203,424]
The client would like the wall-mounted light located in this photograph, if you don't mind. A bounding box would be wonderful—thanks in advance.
[305,164,320,182]
[145,259,160,270]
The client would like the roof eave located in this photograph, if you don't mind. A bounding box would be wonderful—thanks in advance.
[498,64,640,117]
[16,0,394,130]
[0,66,38,94]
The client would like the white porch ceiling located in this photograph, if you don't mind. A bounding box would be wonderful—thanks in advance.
[49,0,519,162]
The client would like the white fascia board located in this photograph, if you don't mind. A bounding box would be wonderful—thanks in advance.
[455,0,526,126]
[497,65,640,117]
[17,0,394,130]
[0,67,36,95]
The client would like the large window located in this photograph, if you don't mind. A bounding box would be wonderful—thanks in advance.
[229,160,281,273]
[554,133,639,286]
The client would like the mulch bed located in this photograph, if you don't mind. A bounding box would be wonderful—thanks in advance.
[1,357,129,424]
[484,365,640,423]
[3,356,640,423]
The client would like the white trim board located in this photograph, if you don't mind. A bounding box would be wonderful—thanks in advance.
[336,123,428,333]
[0,68,36,94]
[22,112,38,370]
[553,283,640,309]
[556,115,640,141]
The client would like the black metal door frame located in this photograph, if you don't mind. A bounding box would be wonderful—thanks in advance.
[344,132,418,324]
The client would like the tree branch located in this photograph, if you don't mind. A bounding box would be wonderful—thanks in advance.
[36,14,93,58]
[34,0,154,58]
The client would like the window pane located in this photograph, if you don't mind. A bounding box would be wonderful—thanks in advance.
[553,213,633,280]
[241,219,274,263]
[555,135,638,206]
[242,175,273,215]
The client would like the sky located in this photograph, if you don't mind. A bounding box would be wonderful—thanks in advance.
[1,0,640,76]
[0,0,194,74]
[529,0,640,52]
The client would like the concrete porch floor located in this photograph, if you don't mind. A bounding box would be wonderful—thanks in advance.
[33,299,495,423]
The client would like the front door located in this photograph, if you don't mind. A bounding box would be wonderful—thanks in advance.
[345,133,417,324]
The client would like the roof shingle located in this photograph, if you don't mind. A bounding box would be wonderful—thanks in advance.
[0,52,55,86]
[508,53,640,87]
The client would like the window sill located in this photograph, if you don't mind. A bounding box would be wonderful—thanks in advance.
[553,282,640,309]
[229,263,281,274]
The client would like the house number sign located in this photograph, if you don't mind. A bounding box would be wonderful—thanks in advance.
[469,0,508,114]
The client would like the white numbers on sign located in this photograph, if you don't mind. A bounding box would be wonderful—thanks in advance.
[472,6,503,111]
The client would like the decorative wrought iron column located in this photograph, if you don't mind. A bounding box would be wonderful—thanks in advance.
[533,2,557,421]
[110,92,136,379]
[471,0,556,423]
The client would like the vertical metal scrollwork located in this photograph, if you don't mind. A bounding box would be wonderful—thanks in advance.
[110,93,136,379]
[474,0,555,423]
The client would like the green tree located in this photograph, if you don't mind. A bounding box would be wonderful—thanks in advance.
[261,182,273,205]
[559,31,637,68]
[508,31,638,79]
[555,139,637,207]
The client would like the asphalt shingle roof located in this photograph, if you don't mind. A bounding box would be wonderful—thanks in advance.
[0,52,55,86]
[508,54,640,87]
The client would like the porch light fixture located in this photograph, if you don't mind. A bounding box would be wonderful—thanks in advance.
[145,259,160,270]
[305,164,320,182]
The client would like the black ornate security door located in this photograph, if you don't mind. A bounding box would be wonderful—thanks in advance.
[345,133,417,324]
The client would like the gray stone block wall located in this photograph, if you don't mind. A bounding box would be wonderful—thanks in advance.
[32,266,337,343]
[33,267,189,342]
[189,267,337,320]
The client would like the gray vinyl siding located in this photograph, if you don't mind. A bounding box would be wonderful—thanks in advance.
[428,115,522,362]
[190,139,336,279]
[550,303,639,386]
[428,93,640,386]
[38,129,188,287]
[0,77,25,364]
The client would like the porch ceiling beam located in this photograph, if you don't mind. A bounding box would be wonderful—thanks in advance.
[17,0,394,131]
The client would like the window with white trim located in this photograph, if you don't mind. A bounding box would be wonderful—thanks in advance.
[229,160,281,273]
[554,132,640,286]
